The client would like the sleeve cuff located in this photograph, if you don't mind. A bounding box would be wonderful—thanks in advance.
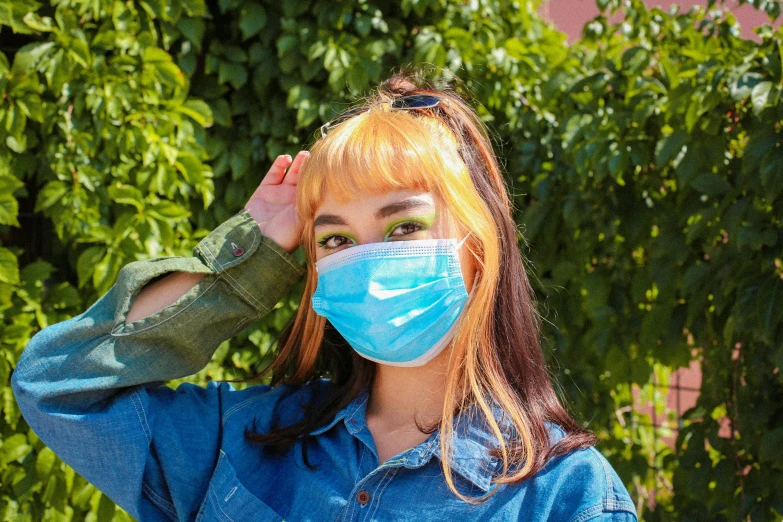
[193,209,305,313]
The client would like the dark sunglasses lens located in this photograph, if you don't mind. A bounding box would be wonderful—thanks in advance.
[392,95,442,109]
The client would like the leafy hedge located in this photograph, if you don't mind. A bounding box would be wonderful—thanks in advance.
[1,0,781,520]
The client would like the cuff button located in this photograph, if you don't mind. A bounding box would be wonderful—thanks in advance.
[231,242,245,257]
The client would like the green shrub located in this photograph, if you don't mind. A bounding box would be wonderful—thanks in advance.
[1,0,781,519]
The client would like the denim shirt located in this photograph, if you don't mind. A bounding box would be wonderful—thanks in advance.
[12,209,638,522]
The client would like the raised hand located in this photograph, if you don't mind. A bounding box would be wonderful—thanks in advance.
[244,151,309,254]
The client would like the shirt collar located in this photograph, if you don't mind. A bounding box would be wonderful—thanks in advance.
[307,386,508,493]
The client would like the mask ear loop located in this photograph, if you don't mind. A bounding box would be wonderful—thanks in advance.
[454,233,481,297]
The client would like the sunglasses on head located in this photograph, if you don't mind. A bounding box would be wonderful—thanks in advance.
[319,94,451,138]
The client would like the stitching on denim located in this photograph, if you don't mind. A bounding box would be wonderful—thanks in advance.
[207,452,237,522]
[211,215,261,272]
[353,446,366,485]
[260,238,304,274]
[308,414,344,436]
[591,447,613,504]
[603,498,636,513]
[209,486,235,522]
[365,468,402,520]
[111,278,221,337]
[195,213,258,272]
[344,481,361,521]
[346,459,377,522]
[200,235,262,310]
[129,391,151,443]
[568,503,604,522]
[200,228,267,312]
[343,447,368,522]
[224,486,238,502]
[346,394,369,426]
[134,390,152,442]
[228,317,251,338]
[141,481,178,519]
[221,394,269,427]
[455,460,489,491]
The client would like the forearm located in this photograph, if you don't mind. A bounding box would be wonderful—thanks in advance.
[126,271,207,324]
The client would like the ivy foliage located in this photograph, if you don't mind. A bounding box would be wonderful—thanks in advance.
[0,0,781,520]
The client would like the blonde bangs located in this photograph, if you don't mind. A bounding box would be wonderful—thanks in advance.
[297,106,468,221]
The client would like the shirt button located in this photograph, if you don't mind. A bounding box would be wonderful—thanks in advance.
[231,243,245,257]
[356,490,370,505]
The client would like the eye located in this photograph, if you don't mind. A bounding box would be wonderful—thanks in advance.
[316,234,354,250]
[387,221,425,238]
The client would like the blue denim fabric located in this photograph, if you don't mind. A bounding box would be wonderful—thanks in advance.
[12,209,638,522]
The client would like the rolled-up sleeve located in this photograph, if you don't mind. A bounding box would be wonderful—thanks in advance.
[11,208,304,520]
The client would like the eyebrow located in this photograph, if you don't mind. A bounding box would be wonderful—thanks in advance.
[313,197,434,229]
[313,214,348,228]
[375,198,433,219]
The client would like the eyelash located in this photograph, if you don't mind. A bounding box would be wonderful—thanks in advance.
[316,221,426,250]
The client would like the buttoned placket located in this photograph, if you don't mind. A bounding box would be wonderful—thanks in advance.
[333,395,441,522]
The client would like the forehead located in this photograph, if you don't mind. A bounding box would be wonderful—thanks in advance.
[314,189,437,216]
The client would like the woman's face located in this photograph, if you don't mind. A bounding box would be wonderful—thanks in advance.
[312,188,477,292]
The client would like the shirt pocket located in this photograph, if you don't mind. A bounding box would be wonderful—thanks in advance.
[196,450,284,522]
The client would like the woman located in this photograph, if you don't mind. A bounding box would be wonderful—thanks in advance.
[12,73,638,521]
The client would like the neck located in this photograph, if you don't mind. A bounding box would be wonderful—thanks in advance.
[365,347,451,431]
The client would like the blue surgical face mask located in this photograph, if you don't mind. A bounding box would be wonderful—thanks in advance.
[311,235,472,367]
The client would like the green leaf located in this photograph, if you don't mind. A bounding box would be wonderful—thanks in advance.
[176,99,214,127]
[69,38,91,67]
[93,250,122,295]
[760,428,783,469]
[155,61,186,88]
[16,94,44,122]
[108,184,144,210]
[730,72,763,101]
[0,433,31,464]
[96,493,116,521]
[34,180,68,212]
[0,194,19,226]
[22,12,54,32]
[148,201,191,220]
[239,2,266,40]
[277,35,298,58]
[0,174,23,194]
[35,447,57,480]
[12,41,54,74]
[347,61,369,93]
[176,17,205,50]
[621,46,649,75]
[77,246,106,289]
[210,98,232,127]
[751,80,773,116]
[689,174,732,195]
[5,133,26,153]
[218,61,247,89]
[0,247,20,285]
[143,46,172,63]
[654,130,688,167]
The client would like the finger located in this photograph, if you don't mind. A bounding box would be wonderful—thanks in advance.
[283,151,310,186]
[261,154,293,185]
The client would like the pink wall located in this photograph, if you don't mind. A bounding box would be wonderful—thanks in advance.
[540,0,780,42]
